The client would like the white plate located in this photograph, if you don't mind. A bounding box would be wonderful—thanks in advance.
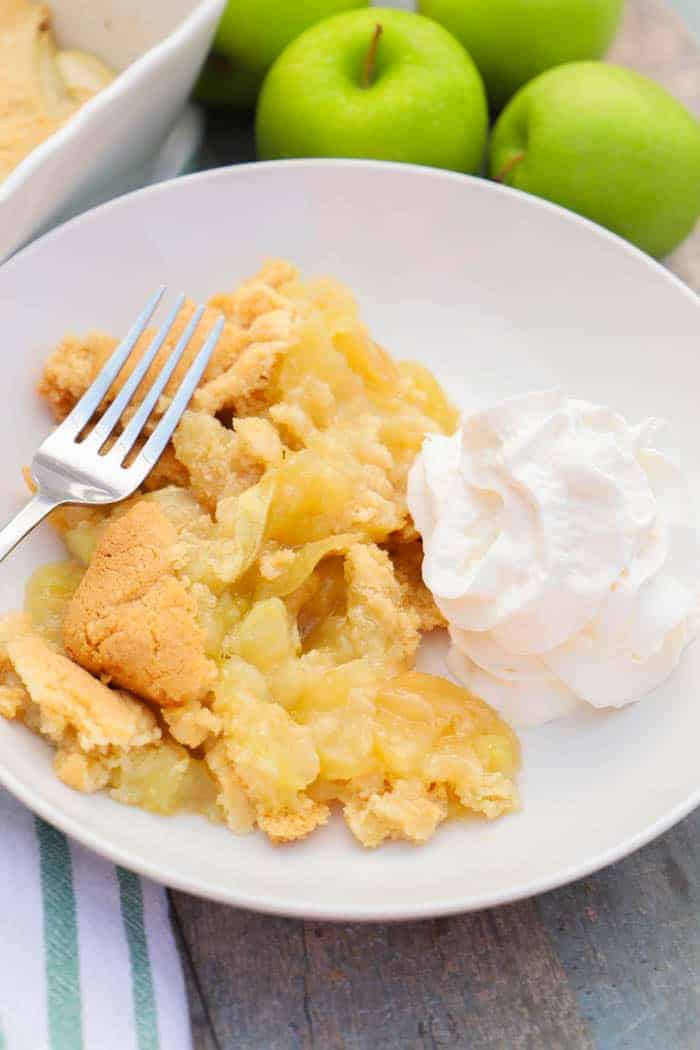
[0,161,698,921]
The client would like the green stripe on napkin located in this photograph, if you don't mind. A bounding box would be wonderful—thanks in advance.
[117,868,159,1050]
[35,819,83,1050]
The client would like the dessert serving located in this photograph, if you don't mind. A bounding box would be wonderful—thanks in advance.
[1,247,696,858]
[0,259,520,848]
[1,0,115,182]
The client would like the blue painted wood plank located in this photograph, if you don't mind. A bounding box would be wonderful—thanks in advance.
[537,809,700,1050]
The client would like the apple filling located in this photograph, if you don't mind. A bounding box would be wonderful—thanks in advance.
[0,259,520,847]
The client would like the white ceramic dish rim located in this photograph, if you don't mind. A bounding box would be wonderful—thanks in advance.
[0,0,223,203]
[1,158,698,921]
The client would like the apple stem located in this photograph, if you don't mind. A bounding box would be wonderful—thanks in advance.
[494,151,526,183]
[362,23,383,89]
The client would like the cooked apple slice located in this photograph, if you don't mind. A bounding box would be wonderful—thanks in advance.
[56,49,115,103]
[34,8,75,121]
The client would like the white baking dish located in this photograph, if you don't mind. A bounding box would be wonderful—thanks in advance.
[0,0,225,261]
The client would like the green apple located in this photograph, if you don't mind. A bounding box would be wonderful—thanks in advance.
[489,62,700,258]
[256,8,488,173]
[196,0,368,111]
[419,0,624,111]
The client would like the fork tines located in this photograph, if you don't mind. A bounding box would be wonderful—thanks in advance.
[55,289,224,479]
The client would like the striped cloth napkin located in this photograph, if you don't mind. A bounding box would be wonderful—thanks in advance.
[0,790,192,1050]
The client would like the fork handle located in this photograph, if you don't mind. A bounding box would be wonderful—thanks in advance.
[0,493,59,565]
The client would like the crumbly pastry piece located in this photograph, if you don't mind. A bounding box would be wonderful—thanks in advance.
[0,683,28,719]
[172,411,282,512]
[0,618,222,814]
[2,260,520,848]
[344,780,449,848]
[387,540,446,633]
[6,631,159,751]
[342,543,421,670]
[0,620,161,792]
[63,502,216,707]
[0,611,34,666]
[38,262,301,424]
[163,700,222,749]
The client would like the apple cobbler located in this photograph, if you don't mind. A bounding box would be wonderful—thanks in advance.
[1,0,114,182]
[0,260,519,847]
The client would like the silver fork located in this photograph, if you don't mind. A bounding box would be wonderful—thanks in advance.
[0,289,224,564]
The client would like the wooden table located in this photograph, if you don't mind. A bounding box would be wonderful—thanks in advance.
[174,3,700,1046]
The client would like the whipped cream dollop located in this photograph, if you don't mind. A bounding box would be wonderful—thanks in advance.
[407,389,699,727]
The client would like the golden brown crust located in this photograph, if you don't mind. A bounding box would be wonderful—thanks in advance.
[53,747,112,792]
[257,796,330,845]
[5,631,159,751]
[344,780,448,848]
[63,502,216,707]
[0,683,29,718]
[190,337,290,418]
[38,263,300,429]
[38,305,244,420]
[0,612,33,674]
